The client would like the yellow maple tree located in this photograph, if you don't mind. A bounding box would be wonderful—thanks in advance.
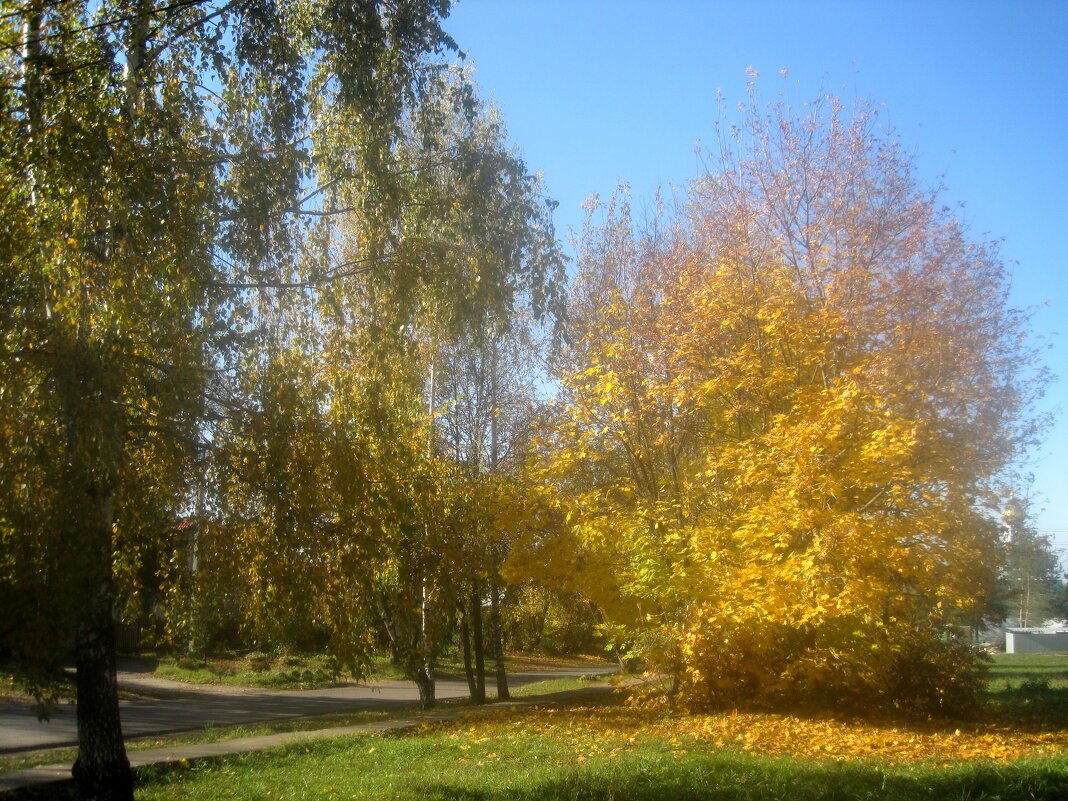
[539,93,1045,714]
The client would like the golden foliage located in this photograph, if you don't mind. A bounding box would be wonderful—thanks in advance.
[536,93,1046,713]
[445,704,1068,766]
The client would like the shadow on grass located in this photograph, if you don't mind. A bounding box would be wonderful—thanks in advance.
[984,684,1068,734]
[416,752,1068,801]
[8,756,1068,801]
[0,782,79,800]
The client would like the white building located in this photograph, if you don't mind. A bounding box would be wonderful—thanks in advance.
[1005,624,1068,654]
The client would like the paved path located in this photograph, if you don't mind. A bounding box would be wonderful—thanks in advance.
[0,659,613,754]
[0,664,620,795]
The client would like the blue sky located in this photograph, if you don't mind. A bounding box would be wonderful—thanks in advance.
[443,0,1068,560]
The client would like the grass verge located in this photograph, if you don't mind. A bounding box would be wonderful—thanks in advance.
[127,652,1068,801]
[150,654,351,690]
[125,700,1068,801]
[145,650,613,690]
[507,673,615,698]
[0,707,400,776]
[987,652,1068,688]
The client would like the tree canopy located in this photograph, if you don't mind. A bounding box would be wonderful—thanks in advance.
[1,2,563,798]
[537,92,1046,715]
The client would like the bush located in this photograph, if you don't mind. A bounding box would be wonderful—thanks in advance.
[244,651,271,672]
[503,585,602,654]
[1020,676,1052,697]
[884,635,988,717]
[678,614,987,718]
[175,655,206,670]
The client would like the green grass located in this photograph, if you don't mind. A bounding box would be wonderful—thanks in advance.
[507,673,615,698]
[8,654,1065,799]
[147,650,611,690]
[0,674,615,777]
[147,651,489,690]
[0,671,615,780]
[987,652,1068,687]
[984,652,1068,725]
[123,709,1067,801]
[151,654,351,690]
[123,652,1068,801]
[0,664,75,705]
[3,705,1064,801]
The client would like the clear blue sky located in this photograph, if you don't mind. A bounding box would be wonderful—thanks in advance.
[443,0,1068,561]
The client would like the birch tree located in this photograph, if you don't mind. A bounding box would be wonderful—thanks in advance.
[0,2,462,797]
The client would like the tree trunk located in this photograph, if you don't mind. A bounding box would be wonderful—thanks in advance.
[536,595,550,646]
[486,344,509,701]
[387,628,400,665]
[375,598,400,666]
[413,661,435,709]
[459,606,477,699]
[489,580,509,700]
[470,587,486,704]
[123,0,151,127]
[66,10,150,790]
[400,621,435,709]
[71,490,133,801]
[72,612,133,801]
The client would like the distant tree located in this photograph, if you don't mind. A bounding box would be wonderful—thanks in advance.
[1001,499,1063,627]
[435,319,547,701]
[1057,574,1068,622]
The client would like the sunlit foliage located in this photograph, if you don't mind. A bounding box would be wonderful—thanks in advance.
[539,92,1046,714]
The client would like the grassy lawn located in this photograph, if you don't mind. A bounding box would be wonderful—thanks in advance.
[128,699,1067,801]
[6,653,1066,799]
[0,682,611,779]
[984,652,1068,726]
[0,672,614,777]
[987,652,1068,688]
[149,652,466,689]
[507,673,615,698]
[126,652,1068,801]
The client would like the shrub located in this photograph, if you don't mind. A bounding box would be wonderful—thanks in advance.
[678,614,987,718]
[1020,676,1051,697]
[244,651,271,672]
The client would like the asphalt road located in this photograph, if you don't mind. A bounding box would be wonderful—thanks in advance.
[0,660,615,753]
